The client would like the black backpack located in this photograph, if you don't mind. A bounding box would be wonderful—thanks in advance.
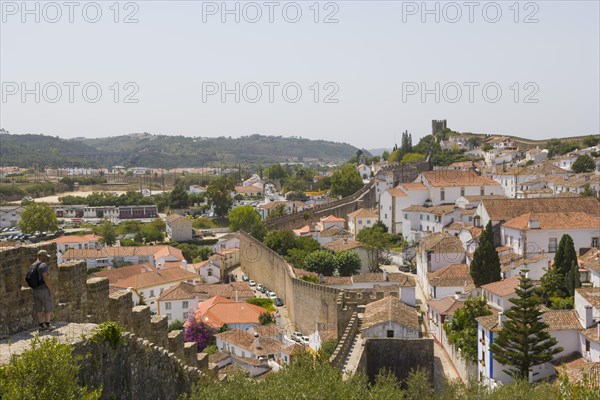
[25,261,43,289]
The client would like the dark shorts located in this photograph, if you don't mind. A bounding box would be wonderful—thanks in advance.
[33,286,53,313]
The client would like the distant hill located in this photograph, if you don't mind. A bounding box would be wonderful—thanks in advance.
[0,133,366,168]
[367,148,392,156]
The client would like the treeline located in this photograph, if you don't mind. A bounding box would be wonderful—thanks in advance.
[59,191,155,206]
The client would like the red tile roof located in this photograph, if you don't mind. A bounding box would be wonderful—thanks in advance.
[195,296,267,328]
[503,212,600,231]
[50,234,100,244]
[481,277,520,297]
[428,264,473,288]
[363,296,419,331]
[422,170,500,187]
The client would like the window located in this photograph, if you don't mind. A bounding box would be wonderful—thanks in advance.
[386,330,394,338]
[420,215,423,220]
[384,214,387,219]
[208,269,213,276]
[241,351,246,358]
[426,215,430,221]
[440,189,445,201]
[592,238,599,248]
[182,301,189,309]
[548,238,558,252]
[586,340,590,352]
[480,186,485,196]
[165,302,171,310]
[150,290,155,298]
[404,214,408,219]
[358,220,362,225]
[460,187,465,197]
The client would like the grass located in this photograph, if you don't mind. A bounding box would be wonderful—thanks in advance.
[192,217,229,229]
[246,298,275,312]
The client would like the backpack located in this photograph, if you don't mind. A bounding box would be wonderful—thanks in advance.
[25,261,43,289]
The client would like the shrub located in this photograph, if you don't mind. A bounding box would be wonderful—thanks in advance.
[259,312,274,326]
[91,321,124,349]
[184,315,216,352]
[246,298,275,312]
[168,319,184,332]
[0,336,101,400]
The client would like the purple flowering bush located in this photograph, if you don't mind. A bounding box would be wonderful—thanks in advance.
[184,314,216,352]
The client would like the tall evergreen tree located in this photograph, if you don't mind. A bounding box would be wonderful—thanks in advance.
[554,234,577,277]
[564,260,581,297]
[469,221,501,286]
[490,270,563,380]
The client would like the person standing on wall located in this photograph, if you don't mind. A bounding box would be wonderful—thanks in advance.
[26,250,56,332]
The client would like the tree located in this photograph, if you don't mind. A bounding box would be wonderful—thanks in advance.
[96,220,116,246]
[263,229,297,256]
[335,251,361,276]
[554,234,577,278]
[401,153,424,163]
[184,314,216,352]
[357,225,393,272]
[19,202,59,234]
[467,137,481,149]
[443,295,491,362]
[329,164,363,198]
[206,178,234,217]
[259,312,274,325]
[286,236,321,268]
[571,155,596,173]
[540,267,567,304]
[469,221,501,286]
[304,250,337,276]
[170,178,189,209]
[489,270,563,380]
[0,337,101,400]
[229,205,266,240]
[581,183,599,198]
[564,260,581,297]
[267,203,287,220]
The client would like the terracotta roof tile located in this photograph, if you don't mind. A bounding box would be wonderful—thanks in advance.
[385,188,408,197]
[422,170,500,187]
[543,310,583,331]
[427,264,473,288]
[402,204,457,216]
[581,324,600,344]
[111,266,198,290]
[481,197,600,222]
[401,182,428,190]
[215,329,283,355]
[158,281,196,301]
[481,276,520,297]
[322,240,364,253]
[428,296,466,316]
[580,248,600,273]
[196,297,267,328]
[50,234,100,244]
[347,208,378,219]
[387,273,416,287]
[420,233,465,254]
[320,215,345,222]
[93,263,156,283]
[503,212,600,230]
[576,288,600,310]
[362,296,420,331]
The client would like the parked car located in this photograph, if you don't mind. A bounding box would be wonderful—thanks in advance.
[291,332,302,342]
[242,275,249,282]
[299,336,310,345]
[274,298,284,307]
[267,291,277,300]
[248,280,256,287]
[256,284,264,292]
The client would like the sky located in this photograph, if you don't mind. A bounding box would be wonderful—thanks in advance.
[1,0,599,149]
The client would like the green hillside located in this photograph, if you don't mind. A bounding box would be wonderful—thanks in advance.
[0,133,365,168]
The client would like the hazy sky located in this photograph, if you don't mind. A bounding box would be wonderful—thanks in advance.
[1,0,599,149]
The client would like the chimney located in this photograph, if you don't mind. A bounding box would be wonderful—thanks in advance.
[498,312,504,328]
[253,332,261,349]
[584,305,593,328]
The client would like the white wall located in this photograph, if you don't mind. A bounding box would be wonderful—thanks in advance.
[362,321,420,339]
[502,226,599,258]
[399,286,416,307]
[159,297,198,322]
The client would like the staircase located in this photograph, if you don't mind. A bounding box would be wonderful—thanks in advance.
[341,315,365,378]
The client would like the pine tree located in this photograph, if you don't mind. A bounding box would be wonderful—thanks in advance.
[554,235,577,277]
[469,221,501,286]
[490,270,563,380]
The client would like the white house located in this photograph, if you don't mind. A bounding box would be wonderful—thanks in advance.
[50,234,101,254]
[192,260,221,284]
[426,263,474,299]
[361,295,421,339]
[525,147,548,164]
[357,163,371,180]
[165,214,193,242]
[0,206,25,228]
[427,295,466,343]
[418,170,503,206]
[401,204,458,242]
[188,185,208,194]
[416,233,466,294]
[316,215,345,232]
[479,277,520,311]
[347,208,378,239]
[575,288,600,362]
[490,163,569,198]
[157,281,198,322]
[500,212,600,258]
[477,308,584,388]
[212,233,240,252]
[379,184,429,234]
[579,248,600,288]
